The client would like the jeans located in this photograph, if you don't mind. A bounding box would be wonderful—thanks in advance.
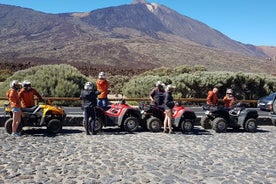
[97,98,108,109]
[83,107,95,131]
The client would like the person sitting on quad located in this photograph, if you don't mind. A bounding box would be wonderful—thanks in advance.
[206,87,218,106]
[18,80,43,108]
[149,81,165,107]
[80,82,101,135]
[6,80,22,137]
[163,84,176,134]
[223,89,236,108]
[96,72,109,110]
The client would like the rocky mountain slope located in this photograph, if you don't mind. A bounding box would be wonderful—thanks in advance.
[0,1,275,76]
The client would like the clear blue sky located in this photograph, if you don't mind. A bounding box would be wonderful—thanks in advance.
[0,0,275,46]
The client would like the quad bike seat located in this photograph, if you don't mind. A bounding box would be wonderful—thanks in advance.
[21,105,39,113]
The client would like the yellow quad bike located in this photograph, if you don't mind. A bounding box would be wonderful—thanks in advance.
[4,99,66,134]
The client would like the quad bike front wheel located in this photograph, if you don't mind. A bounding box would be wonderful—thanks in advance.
[5,118,13,134]
[147,117,162,132]
[243,118,257,132]
[47,119,62,134]
[200,115,212,129]
[4,118,23,134]
[123,117,139,132]
[181,119,194,133]
[212,117,227,133]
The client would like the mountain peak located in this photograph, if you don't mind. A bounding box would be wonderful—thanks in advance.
[131,0,147,4]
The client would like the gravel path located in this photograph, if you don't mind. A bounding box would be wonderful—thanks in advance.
[1,126,276,184]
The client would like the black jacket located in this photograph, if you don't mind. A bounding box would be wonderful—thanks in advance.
[80,89,100,109]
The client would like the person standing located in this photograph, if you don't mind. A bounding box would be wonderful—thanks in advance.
[149,81,165,106]
[80,82,100,135]
[6,80,22,137]
[19,80,43,108]
[96,72,109,109]
[163,85,176,134]
[206,87,219,106]
[223,89,236,108]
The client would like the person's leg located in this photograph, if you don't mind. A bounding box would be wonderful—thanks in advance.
[167,110,173,133]
[90,107,96,134]
[163,110,169,133]
[12,110,21,136]
[83,108,90,135]
[97,99,103,107]
[103,98,108,109]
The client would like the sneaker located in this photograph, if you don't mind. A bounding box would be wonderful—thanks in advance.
[11,132,21,137]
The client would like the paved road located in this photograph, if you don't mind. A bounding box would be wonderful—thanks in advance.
[1,126,276,183]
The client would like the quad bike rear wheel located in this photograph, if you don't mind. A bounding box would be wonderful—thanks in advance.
[47,119,62,134]
[180,119,194,133]
[200,115,212,129]
[94,117,103,133]
[124,117,139,132]
[243,118,257,132]
[147,117,162,132]
[212,117,227,133]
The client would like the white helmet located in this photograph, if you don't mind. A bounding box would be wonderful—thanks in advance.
[98,72,106,79]
[84,82,94,90]
[226,89,233,94]
[166,84,176,91]
[155,81,164,87]
[22,80,31,87]
[10,80,21,88]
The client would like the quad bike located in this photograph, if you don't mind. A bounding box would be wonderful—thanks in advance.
[94,99,141,133]
[139,101,197,133]
[4,99,66,134]
[270,96,276,126]
[201,103,258,133]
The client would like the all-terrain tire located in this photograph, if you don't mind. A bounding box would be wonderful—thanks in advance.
[272,119,276,126]
[243,118,257,132]
[123,117,139,132]
[200,115,212,129]
[180,119,194,133]
[47,119,62,134]
[147,117,162,132]
[273,98,276,114]
[212,117,227,133]
[4,118,23,134]
[4,118,13,134]
[94,117,103,133]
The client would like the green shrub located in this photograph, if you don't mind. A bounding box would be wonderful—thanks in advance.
[0,64,90,99]
[0,69,13,82]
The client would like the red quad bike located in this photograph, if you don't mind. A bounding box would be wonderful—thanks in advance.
[94,99,141,133]
[139,101,197,133]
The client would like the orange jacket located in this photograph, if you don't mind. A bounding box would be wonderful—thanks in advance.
[18,88,43,108]
[96,79,109,99]
[223,95,236,108]
[6,88,21,108]
[206,90,218,105]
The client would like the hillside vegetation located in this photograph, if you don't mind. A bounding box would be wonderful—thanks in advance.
[1,65,276,105]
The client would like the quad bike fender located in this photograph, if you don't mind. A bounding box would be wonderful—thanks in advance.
[237,109,258,126]
[209,109,230,121]
[95,107,107,125]
[40,104,65,116]
[118,108,141,126]
[173,110,196,127]
[39,104,66,125]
